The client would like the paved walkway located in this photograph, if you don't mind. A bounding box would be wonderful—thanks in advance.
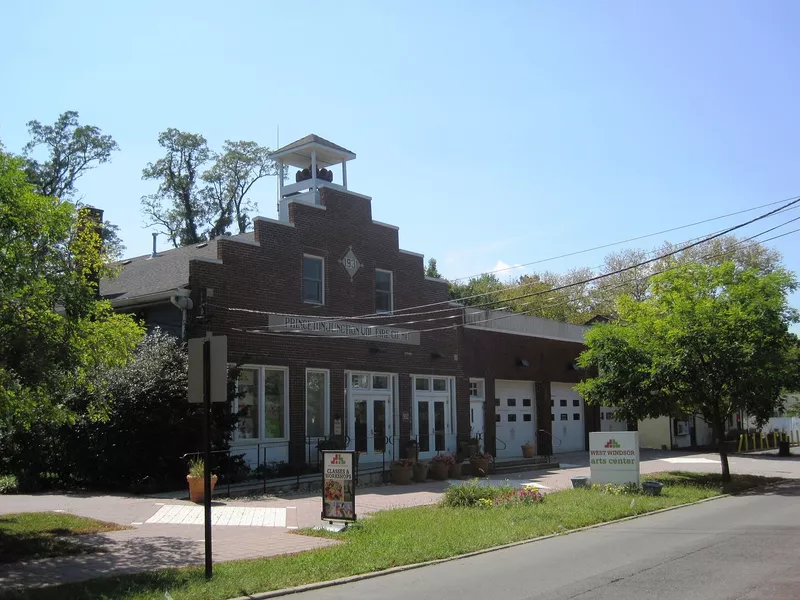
[1,449,798,589]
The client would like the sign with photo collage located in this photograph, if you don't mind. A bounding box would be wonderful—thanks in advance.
[321,450,357,522]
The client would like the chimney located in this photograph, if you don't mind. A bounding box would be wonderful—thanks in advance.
[151,232,158,258]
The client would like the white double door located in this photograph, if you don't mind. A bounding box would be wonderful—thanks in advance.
[551,382,585,453]
[414,394,451,460]
[350,393,392,463]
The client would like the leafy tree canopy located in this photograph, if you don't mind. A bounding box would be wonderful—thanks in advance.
[142,130,276,246]
[576,262,799,481]
[0,151,143,428]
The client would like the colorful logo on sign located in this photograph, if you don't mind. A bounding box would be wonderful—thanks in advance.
[604,439,621,449]
[330,454,347,465]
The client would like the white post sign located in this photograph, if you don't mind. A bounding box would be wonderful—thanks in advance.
[589,431,640,486]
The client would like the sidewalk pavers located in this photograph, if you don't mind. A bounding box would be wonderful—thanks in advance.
[2,449,798,590]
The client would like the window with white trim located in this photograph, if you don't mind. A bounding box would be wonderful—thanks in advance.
[375,269,393,313]
[234,366,288,441]
[303,255,324,304]
[469,379,484,399]
[306,369,328,438]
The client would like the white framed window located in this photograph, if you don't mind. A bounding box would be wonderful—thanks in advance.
[372,374,389,390]
[303,254,324,304]
[469,379,485,399]
[432,378,447,392]
[375,269,393,313]
[306,369,329,438]
[415,377,430,391]
[234,366,289,442]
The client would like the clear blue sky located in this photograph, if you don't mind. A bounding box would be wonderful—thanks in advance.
[2,0,799,324]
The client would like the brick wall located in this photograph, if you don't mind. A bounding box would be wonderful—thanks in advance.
[187,188,464,464]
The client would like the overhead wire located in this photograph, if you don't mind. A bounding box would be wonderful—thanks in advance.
[212,197,800,330]
[222,205,800,339]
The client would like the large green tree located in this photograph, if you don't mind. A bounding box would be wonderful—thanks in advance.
[20,110,124,258]
[141,129,211,247]
[0,151,143,428]
[576,262,799,481]
[202,140,274,238]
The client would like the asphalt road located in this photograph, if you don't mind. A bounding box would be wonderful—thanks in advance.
[291,479,800,600]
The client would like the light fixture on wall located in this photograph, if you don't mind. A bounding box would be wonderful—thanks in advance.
[517,358,530,367]
[369,347,382,354]
[431,351,443,359]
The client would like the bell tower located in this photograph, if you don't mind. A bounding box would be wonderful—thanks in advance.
[271,134,357,222]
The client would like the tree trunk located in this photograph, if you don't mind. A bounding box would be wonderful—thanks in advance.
[711,403,731,483]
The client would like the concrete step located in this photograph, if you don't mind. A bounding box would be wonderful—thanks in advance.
[491,461,560,475]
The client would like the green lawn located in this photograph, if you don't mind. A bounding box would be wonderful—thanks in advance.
[0,512,128,563]
[1,472,778,600]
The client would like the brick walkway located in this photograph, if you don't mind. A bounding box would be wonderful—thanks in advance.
[2,449,797,589]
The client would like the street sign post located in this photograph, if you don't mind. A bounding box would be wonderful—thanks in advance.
[187,335,227,579]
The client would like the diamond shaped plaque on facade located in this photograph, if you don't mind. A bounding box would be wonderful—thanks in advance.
[340,247,361,280]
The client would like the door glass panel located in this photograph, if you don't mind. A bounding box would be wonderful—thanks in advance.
[355,400,367,453]
[374,401,386,453]
[434,401,446,451]
[418,400,430,452]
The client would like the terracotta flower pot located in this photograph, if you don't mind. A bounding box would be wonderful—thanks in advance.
[430,461,450,480]
[391,465,413,485]
[412,462,429,482]
[470,457,490,477]
[187,474,218,503]
[521,444,535,459]
[449,462,463,478]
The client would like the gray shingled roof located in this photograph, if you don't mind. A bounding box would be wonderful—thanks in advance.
[100,232,255,303]
[273,134,354,156]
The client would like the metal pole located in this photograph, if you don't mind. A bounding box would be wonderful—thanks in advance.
[203,339,213,580]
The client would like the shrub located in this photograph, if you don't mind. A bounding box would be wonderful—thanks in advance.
[430,454,456,465]
[441,479,516,507]
[0,475,18,494]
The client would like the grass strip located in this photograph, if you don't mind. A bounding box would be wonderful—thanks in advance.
[0,512,128,563]
[1,472,779,600]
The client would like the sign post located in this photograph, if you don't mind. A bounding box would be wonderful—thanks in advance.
[589,431,640,486]
[321,450,357,524]
[188,335,227,580]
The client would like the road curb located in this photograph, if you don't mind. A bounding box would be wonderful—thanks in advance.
[228,491,735,600]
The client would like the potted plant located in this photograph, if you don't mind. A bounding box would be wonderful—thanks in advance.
[186,459,217,503]
[429,454,455,480]
[450,457,464,479]
[390,458,414,485]
[521,441,535,459]
[412,461,429,482]
[470,451,492,477]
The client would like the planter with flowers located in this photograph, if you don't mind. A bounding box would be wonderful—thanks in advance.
[470,451,492,477]
[186,459,217,503]
[390,458,414,485]
[412,461,429,483]
[429,454,455,480]
[449,458,464,479]
[521,441,535,459]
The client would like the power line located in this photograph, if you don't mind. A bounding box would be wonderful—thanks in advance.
[226,209,800,338]
[450,196,800,282]
[213,197,800,331]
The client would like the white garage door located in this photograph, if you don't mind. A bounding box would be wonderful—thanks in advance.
[550,383,585,453]
[495,380,535,458]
